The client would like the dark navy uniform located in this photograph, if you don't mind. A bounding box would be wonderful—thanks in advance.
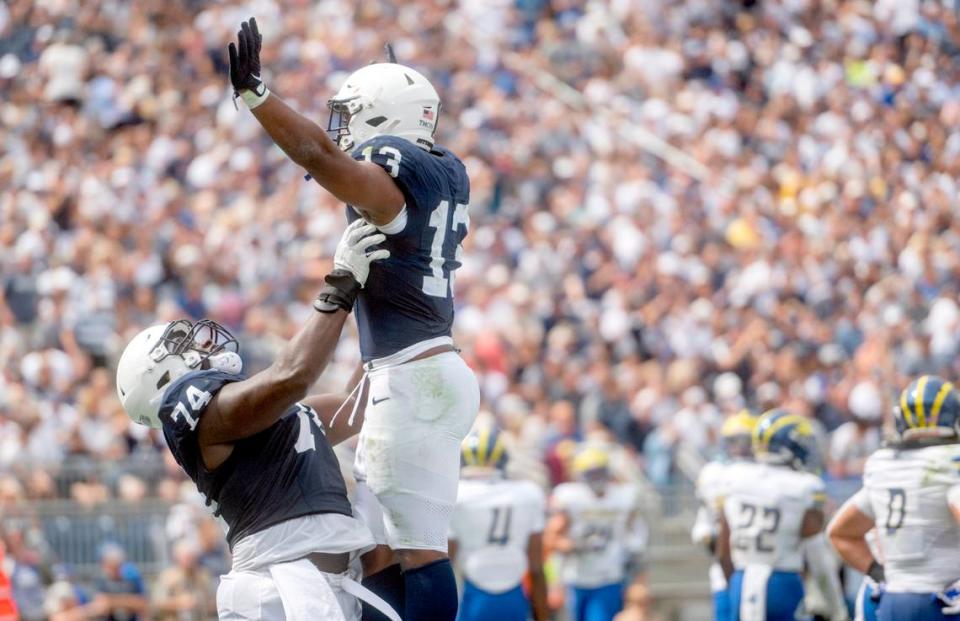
[348,135,470,361]
[159,370,352,548]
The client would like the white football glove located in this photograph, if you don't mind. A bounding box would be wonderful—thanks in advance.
[334,220,389,287]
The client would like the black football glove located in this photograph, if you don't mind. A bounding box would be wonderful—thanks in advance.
[227,18,268,107]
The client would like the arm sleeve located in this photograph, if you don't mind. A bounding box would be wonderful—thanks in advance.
[549,484,571,514]
[529,485,547,533]
[691,506,717,546]
[806,477,828,513]
[849,487,875,520]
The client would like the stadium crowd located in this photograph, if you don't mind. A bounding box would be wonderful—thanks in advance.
[2,0,960,617]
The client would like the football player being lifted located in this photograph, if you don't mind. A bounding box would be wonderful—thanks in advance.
[115,223,398,620]
[717,409,847,621]
[228,18,479,621]
[829,376,960,621]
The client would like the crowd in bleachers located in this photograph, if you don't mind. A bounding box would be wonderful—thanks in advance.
[2,0,960,617]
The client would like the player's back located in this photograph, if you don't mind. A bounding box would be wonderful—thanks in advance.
[694,460,740,593]
[862,444,960,592]
[347,135,470,361]
[450,477,546,594]
[697,460,738,520]
[159,370,352,548]
[551,481,637,588]
[722,461,823,572]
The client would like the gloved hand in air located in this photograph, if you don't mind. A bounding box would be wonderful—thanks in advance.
[228,17,269,109]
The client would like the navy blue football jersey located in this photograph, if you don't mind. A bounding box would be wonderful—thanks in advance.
[348,135,470,360]
[159,370,352,548]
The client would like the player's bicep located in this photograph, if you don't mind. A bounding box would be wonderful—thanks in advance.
[302,392,364,446]
[198,369,294,446]
[312,155,404,225]
[827,495,875,538]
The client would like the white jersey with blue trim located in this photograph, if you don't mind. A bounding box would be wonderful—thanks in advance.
[852,443,960,593]
[721,461,825,573]
[550,482,639,588]
[449,477,546,594]
[693,460,740,592]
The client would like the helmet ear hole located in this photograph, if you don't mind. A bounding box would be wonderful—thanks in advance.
[155,371,171,390]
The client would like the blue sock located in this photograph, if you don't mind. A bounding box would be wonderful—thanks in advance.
[361,564,405,621]
[404,558,458,621]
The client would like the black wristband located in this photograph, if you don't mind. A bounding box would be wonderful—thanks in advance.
[313,269,361,313]
[866,559,885,583]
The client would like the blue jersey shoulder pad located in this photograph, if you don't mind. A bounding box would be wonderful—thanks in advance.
[352,135,448,212]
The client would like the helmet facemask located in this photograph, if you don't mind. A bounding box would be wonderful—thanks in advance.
[326,95,363,151]
[580,466,611,495]
[151,319,241,385]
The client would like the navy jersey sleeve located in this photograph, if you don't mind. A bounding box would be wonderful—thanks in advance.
[158,370,241,477]
[352,135,442,213]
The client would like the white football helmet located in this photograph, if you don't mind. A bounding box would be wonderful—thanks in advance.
[115,320,242,428]
[327,62,440,152]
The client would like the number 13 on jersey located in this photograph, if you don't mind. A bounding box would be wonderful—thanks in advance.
[423,199,469,298]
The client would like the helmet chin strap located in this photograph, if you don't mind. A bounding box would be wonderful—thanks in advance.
[208,351,243,375]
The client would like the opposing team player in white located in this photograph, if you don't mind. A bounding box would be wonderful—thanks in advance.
[228,17,479,621]
[115,224,400,620]
[545,447,646,621]
[449,425,549,621]
[829,375,960,621]
[692,410,757,621]
[717,409,847,621]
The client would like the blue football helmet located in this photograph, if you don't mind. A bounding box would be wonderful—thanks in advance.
[894,375,960,442]
[461,424,508,471]
[753,409,817,471]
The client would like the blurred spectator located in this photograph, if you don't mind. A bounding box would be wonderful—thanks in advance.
[613,582,661,621]
[92,544,146,621]
[150,540,215,621]
[828,381,884,479]
[43,565,91,621]
[5,527,48,621]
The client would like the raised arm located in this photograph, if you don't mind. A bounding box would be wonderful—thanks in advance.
[228,18,404,225]
[198,222,387,450]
